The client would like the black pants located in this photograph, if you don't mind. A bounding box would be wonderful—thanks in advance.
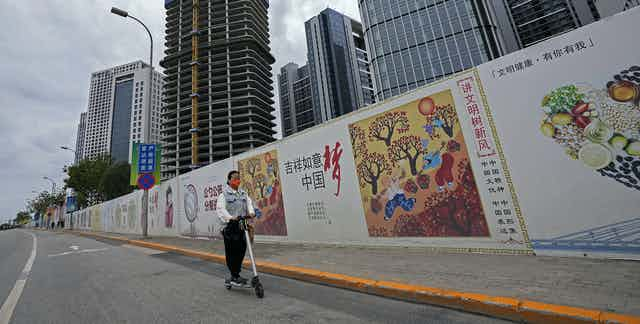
[222,220,247,278]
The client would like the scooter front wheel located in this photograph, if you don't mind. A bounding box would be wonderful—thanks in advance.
[255,283,264,298]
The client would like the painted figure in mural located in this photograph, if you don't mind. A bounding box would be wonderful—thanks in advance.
[423,141,446,171]
[217,170,255,286]
[435,153,455,192]
[165,186,173,228]
[384,174,416,221]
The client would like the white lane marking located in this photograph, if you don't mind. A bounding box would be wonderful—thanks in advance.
[48,248,108,258]
[0,231,37,324]
[70,245,79,251]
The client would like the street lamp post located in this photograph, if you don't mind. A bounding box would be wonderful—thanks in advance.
[111,6,153,238]
[43,176,56,193]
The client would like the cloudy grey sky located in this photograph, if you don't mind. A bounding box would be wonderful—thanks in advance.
[0,0,359,223]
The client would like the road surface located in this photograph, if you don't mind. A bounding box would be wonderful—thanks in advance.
[0,230,509,323]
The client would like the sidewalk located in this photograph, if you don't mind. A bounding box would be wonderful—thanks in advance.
[70,230,640,322]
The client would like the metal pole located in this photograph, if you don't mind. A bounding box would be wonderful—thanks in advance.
[111,9,153,238]
[128,14,153,238]
[43,177,56,193]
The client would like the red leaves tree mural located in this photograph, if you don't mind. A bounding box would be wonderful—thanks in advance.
[368,111,410,146]
[388,135,422,176]
[390,159,489,237]
[349,125,368,157]
[425,104,457,138]
[357,152,391,195]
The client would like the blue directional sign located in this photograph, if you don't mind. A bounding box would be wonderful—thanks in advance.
[138,144,156,173]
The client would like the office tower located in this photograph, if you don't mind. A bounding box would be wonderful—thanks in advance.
[502,0,601,48]
[80,61,163,163]
[594,0,640,18]
[74,112,86,164]
[277,63,316,137]
[305,8,375,123]
[358,0,519,101]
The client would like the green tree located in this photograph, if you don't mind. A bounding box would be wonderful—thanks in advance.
[99,162,134,200]
[64,155,111,207]
[14,211,31,224]
[28,190,65,215]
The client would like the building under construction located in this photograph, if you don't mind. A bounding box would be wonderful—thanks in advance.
[160,0,276,180]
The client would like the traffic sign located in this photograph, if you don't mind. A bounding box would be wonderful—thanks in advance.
[137,173,156,190]
[138,144,156,173]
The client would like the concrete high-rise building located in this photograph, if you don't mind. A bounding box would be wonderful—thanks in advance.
[277,63,315,137]
[161,0,276,180]
[74,112,87,164]
[501,0,602,48]
[80,61,164,163]
[358,0,519,101]
[305,8,375,124]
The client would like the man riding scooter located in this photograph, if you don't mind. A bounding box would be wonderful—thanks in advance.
[216,170,255,286]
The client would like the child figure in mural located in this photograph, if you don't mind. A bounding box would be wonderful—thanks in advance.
[384,173,416,221]
[217,170,255,286]
[165,186,173,228]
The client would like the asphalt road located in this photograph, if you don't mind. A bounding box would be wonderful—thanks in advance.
[0,230,510,323]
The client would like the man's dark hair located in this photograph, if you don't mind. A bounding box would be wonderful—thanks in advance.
[227,170,239,182]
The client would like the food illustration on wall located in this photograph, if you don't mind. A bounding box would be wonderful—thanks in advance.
[349,90,489,237]
[238,150,287,236]
[539,66,640,190]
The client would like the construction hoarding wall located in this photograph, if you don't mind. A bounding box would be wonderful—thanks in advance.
[71,9,640,259]
[476,10,640,259]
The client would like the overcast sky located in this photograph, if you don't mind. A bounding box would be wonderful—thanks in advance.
[0,0,360,223]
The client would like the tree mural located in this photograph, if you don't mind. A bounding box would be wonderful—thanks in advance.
[357,152,391,195]
[391,159,488,237]
[425,104,457,138]
[388,135,422,175]
[244,157,261,178]
[255,173,267,199]
[368,111,410,146]
[349,125,368,157]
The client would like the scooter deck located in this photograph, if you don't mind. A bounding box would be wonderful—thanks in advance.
[224,281,253,289]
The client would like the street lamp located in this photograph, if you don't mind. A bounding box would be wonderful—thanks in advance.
[43,176,56,193]
[111,6,154,238]
[60,146,76,152]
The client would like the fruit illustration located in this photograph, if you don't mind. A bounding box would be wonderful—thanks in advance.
[571,102,589,116]
[552,113,573,125]
[575,115,591,129]
[626,141,640,156]
[541,78,640,191]
[404,179,418,194]
[609,134,628,150]
[578,143,612,169]
[540,123,555,137]
[416,174,430,189]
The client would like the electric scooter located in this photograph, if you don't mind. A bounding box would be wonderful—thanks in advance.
[224,215,264,298]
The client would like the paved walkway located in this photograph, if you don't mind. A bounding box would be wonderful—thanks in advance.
[88,231,639,316]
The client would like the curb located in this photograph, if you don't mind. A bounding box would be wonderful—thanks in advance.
[70,230,640,324]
